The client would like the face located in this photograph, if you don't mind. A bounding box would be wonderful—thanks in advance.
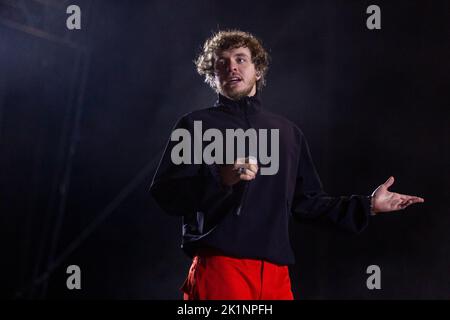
[213,47,261,101]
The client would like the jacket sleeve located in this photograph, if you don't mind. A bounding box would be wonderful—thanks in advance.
[149,115,234,216]
[290,131,371,233]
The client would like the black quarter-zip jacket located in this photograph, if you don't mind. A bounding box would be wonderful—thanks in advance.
[150,93,371,265]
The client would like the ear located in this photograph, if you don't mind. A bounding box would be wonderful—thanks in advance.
[256,70,262,81]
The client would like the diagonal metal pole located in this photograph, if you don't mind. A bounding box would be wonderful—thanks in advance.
[14,149,164,299]
[38,50,90,299]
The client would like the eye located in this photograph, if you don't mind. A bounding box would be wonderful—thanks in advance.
[237,57,246,63]
[215,59,226,68]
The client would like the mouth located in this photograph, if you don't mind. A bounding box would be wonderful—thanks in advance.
[226,76,242,85]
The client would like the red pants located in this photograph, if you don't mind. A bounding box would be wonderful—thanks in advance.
[181,250,294,300]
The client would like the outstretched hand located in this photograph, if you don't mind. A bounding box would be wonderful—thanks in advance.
[371,176,425,214]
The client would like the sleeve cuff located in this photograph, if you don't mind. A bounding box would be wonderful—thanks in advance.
[367,195,377,216]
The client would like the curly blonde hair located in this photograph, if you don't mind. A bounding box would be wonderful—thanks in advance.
[195,30,270,92]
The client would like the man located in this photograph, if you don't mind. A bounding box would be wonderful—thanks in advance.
[150,30,424,300]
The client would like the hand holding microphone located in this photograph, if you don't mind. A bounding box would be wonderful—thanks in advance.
[219,156,259,186]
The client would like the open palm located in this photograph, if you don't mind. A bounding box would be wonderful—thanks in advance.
[371,176,425,214]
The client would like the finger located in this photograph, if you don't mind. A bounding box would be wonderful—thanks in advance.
[400,200,415,210]
[248,163,259,174]
[411,196,425,202]
[245,170,256,179]
[397,198,413,210]
[240,174,252,181]
[383,176,395,189]
[399,194,425,203]
[399,198,424,210]
[408,197,425,203]
[240,171,255,180]
[405,198,424,206]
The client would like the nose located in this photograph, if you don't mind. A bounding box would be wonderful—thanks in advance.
[227,59,238,72]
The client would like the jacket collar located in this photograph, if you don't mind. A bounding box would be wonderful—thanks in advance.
[214,91,262,115]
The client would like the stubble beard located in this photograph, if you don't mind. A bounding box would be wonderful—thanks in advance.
[220,76,257,101]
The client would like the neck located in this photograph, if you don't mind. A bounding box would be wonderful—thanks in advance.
[221,86,257,101]
[215,90,262,115]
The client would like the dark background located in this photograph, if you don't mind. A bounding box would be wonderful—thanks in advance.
[0,0,448,299]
